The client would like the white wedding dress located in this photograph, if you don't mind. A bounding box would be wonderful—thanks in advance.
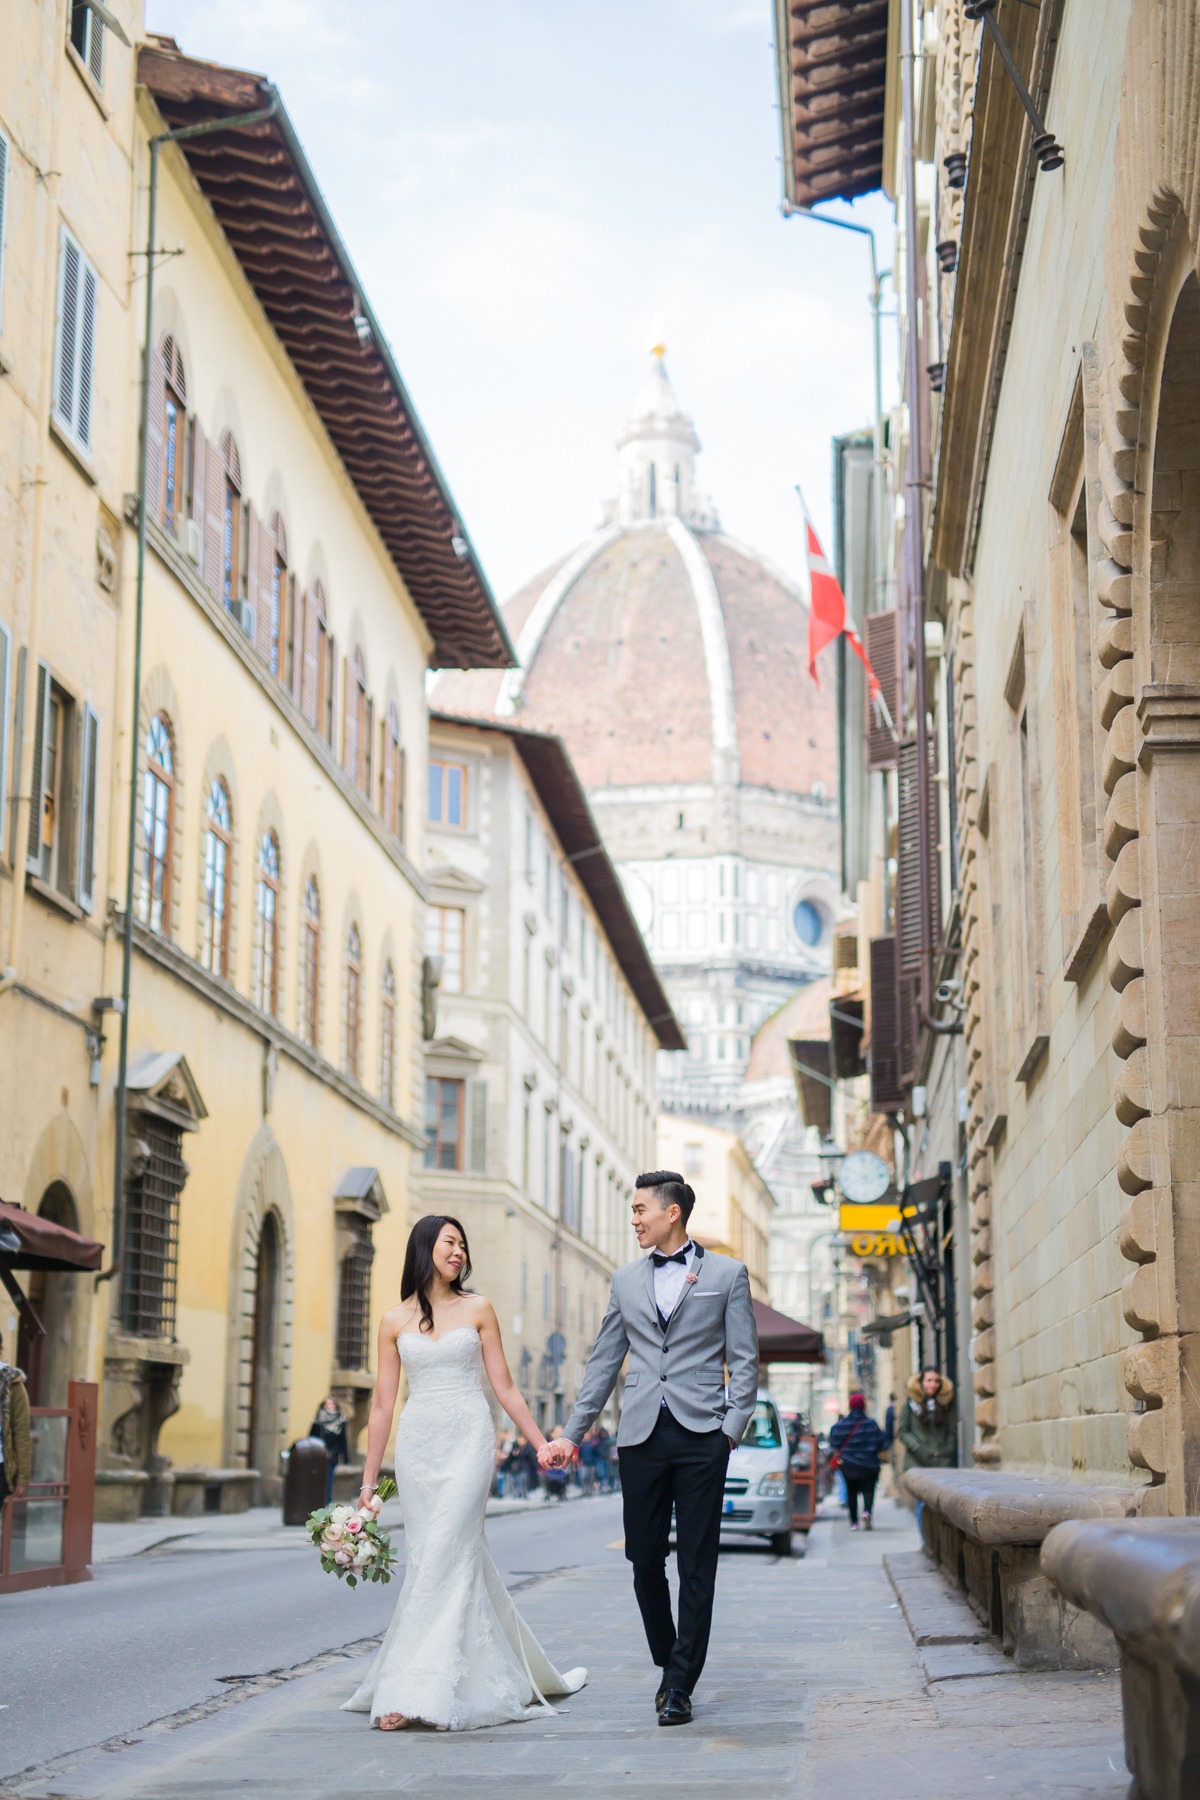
[342,1327,587,1731]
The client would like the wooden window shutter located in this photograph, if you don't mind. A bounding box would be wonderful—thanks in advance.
[868,934,905,1112]
[145,339,166,528]
[78,704,99,911]
[77,261,97,448]
[87,12,104,84]
[833,931,858,976]
[287,572,300,696]
[397,746,406,845]
[55,230,80,430]
[256,510,275,666]
[203,427,223,598]
[381,717,395,829]
[865,611,901,771]
[324,632,336,744]
[467,1078,487,1174]
[364,695,374,798]
[895,736,923,976]
[301,591,319,725]
[245,502,262,651]
[189,416,208,553]
[26,660,50,873]
[899,970,920,1088]
[343,655,358,779]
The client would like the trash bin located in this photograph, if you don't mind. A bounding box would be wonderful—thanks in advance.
[282,1435,329,1525]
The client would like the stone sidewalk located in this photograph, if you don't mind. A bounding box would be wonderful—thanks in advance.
[7,1499,1129,1800]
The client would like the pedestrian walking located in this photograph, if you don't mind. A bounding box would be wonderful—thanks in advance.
[898,1368,957,1470]
[828,1393,886,1530]
[0,1331,32,1509]
[309,1395,350,1505]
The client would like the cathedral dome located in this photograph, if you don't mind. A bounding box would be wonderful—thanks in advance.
[437,350,836,806]
[435,350,839,1119]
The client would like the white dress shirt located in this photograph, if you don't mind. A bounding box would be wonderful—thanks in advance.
[652,1239,697,1325]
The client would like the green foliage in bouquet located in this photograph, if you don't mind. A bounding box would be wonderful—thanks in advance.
[306,1476,399,1587]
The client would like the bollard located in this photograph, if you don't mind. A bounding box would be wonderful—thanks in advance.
[282,1435,329,1525]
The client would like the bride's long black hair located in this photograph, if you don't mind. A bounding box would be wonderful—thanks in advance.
[401,1214,472,1333]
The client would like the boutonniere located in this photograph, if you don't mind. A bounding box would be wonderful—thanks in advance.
[685,1272,699,1285]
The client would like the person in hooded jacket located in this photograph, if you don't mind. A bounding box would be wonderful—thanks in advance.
[0,1332,32,1508]
[828,1392,887,1530]
[898,1368,957,1470]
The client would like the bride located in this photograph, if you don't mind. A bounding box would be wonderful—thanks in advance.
[342,1214,587,1731]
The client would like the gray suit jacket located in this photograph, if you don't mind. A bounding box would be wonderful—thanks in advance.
[564,1246,759,1449]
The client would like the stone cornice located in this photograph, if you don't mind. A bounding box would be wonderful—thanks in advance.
[1136,685,1200,762]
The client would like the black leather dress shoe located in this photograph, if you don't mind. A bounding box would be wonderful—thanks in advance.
[655,1682,669,1713]
[658,1689,692,1726]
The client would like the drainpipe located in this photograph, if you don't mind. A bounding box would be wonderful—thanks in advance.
[103,93,281,1290]
[900,1,961,1041]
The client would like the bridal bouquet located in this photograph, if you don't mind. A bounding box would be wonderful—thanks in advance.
[306,1477,399,1587]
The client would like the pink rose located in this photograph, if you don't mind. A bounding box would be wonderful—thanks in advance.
[345,1517,363,1534]
[685,1272,699,1284]
[325,1522,344,1542]
[334,1549,353,1566]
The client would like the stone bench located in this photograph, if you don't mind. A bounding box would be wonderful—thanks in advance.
[170,1468,260,1516]
[1043,1517,1200,1800]
[904,1467,1141,1669]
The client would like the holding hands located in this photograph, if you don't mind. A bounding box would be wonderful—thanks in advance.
[537,1436,576,1470]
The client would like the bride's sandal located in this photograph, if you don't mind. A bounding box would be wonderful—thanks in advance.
[377,1714,411,1732]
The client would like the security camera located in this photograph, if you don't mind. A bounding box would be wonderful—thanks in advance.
[935,979,965,1010]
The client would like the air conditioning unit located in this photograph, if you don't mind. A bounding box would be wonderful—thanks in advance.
[184,518,202,564]
[229,599,255,641]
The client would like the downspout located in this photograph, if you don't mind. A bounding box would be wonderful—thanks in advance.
[900,1,960,1040]
[102,92,281,1289]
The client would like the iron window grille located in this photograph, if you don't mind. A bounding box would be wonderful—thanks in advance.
[121,1119,186,1337]
[336,1221,375,1371]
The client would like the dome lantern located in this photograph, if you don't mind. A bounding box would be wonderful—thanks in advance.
[602,345,718,531]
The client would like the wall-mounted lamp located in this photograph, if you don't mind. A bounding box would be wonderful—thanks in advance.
[935,239,959,275]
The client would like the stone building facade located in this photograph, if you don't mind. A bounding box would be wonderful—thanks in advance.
[0,17,509,1517]
[777,0,1200,1509]
[421,712,680,1429]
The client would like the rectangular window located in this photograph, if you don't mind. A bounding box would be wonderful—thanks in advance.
[121,1118,185,1338]
[1050,370,1108,978]
[26,663,83,900]
[69,2,104,85]
[1005,618,1049,1081]
[423,1076,464,1170]
[52,227,97,453]
[428,759,466,827]
[77,704,98,912]
[336,1220,375,1371]
[426,905,465,993]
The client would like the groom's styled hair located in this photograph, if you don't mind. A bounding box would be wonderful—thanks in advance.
[636,1170,696,1227]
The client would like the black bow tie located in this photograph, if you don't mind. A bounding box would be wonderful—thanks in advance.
[651,1247,690,1268]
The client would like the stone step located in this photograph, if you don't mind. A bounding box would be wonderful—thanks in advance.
[884,1550,993,1647]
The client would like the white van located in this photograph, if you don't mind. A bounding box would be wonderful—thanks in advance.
[719,1391,794,1556]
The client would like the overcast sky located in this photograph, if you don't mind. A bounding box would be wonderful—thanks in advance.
[146,0,897,603]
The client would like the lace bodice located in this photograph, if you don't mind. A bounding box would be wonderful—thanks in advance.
[398,1326,485,1399]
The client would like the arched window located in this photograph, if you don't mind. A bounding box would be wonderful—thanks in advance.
[268,512,287,681]
[256,830,280,1015]
[200,778,232,977]
[138,713,173,934]
[302,579,333,740]
[345,922,362,1080]
[381,701,404,842]
[219,430,243,611]
[344,647,369,793]
[302,876,320,1047]
[160,336,187,532]
[380,961,396,1107]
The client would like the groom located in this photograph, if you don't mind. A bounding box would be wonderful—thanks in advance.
[540,1170,758,1726]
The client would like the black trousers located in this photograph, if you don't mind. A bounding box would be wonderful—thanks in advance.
[618,1407,729,1695]
[844,1471,877,1524]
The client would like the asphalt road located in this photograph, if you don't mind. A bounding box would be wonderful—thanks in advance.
[2,1494,630,1784]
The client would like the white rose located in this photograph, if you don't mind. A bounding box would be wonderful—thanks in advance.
[328,1504,353,1526]
[354,1539,377,1564]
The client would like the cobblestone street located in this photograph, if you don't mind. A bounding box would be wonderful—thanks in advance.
[3,1497,1128,1800]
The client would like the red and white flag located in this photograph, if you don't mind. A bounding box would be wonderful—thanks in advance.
[800,491,881,703]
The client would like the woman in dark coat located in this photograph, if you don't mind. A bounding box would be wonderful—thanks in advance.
[828,1392,887,1531]
[310,1395,350,1505]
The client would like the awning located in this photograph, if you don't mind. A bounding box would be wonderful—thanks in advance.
[753,1298,825,1363]
[0,1200,104,1273]
[773,0,890,209]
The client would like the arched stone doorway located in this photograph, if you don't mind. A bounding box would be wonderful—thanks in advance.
[21,1183,81,1407]
[225,1131,294,1503]
[247,1210,281,1488]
